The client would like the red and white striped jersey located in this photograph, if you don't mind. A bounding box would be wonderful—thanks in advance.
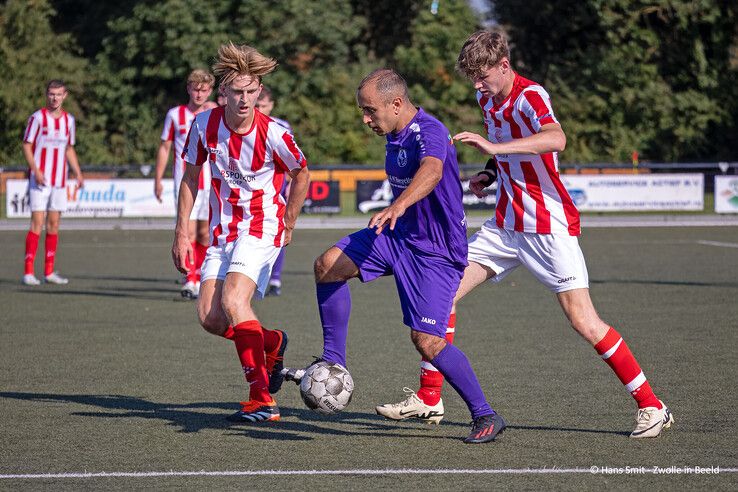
[161,105,210,191]
[183,107,307,247]
[478,72,580,236]
[23,108,75,188]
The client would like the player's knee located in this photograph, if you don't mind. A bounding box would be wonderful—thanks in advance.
[568,313,605,344]
[313,254,332,281]
[411,330,446,361]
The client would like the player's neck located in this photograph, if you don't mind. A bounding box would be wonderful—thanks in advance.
[45,106,63,118]
[393,106,418,134]
[224,106,255,134]
[493,72,516,106]
[187,101,206,114]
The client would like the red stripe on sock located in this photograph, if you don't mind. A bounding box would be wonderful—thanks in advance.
[44,233,58,276]
[233,320,270,402]
[24,231,40,275]
[595,327,660,409]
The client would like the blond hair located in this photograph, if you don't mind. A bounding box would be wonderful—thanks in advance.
[456,28,511,79]
[187,69,215,88]
[212,42,277,88]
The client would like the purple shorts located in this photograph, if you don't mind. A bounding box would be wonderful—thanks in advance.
[335,227,463,337]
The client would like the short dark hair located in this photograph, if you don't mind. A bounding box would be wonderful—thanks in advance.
[357,68,409,104]
[46,80,66,92]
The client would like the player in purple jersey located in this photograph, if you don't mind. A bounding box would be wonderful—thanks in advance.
[307,69,504,443]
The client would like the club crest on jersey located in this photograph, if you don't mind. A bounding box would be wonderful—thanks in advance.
[228,157,239,172]
[494,128,503,142]
[397,149,408,167]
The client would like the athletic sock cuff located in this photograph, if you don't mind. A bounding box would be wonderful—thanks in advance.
[594,327,620,355]
[233,320,262,334]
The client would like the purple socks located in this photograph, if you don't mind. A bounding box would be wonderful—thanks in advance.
[431,343,494,419]
[317,281,351,367]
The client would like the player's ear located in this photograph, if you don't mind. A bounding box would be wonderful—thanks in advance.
[392,96,403,115]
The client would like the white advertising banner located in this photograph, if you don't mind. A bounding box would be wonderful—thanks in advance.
[560,174,704,211]
[5,179,176,218]
[714,175,738,213]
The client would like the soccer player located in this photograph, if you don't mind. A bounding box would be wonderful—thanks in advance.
[377,29,674,439]
[256,86,291,296]
[311,68,505,444]
[21,80,84,285]
[172,42,309,422]
[155,69,218,299]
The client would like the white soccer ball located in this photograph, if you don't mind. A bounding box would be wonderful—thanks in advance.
[299,361,354,415]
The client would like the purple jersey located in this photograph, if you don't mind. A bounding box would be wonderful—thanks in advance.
[385,108,468,267]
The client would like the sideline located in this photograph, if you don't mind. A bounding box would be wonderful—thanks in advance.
[2,467,736,479]
[1,215,738,231]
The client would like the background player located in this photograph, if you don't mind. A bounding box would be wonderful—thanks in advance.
[310,68,504,444]
[256,86,291,296]
[154,69,217,299]
[378,29,673,439]
[22,80,84,285]
[172,42,310,423]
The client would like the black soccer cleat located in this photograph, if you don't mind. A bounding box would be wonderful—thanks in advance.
[463,412,506,444]
[266,330,288,394]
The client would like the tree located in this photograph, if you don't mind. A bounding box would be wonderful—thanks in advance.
[492,0,738,162]
[0,0,87,166]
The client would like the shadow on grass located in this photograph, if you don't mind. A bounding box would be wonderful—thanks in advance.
[12,287,185,302]
[0,391,628,440]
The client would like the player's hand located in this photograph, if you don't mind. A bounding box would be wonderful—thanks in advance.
[172,232,193,274]
[282,225,295,246]
[34,169,46,186]
[154,180,163,203]
[76,175,85,189]
[369,202,407,235]
[453,131,497,155]
[469,174,490,198]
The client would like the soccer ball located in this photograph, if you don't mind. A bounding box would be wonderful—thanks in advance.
[299,361,354,415]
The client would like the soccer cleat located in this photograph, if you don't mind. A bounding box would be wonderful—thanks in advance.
[630,400,674,438]
[226,399,280,423]
[375,387,445,424]
[265,284,282,297]
[282,367,306,384]
[44,272,69,284]
[181,280,199,299]
[22,274,41,286]
[266,330,288,394]
[464,412,506,444]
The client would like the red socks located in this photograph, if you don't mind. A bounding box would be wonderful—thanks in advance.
[595,327,661,409]
[262,327,281,354]
[194,241,207,282]
[232,320,271,403]
[44,233,58,276]
[24,231,40,275]
[417,313,456,405]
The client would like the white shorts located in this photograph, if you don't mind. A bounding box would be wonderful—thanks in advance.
[468,220,589,293]
[201,234,282,298]
[29,184,67,213]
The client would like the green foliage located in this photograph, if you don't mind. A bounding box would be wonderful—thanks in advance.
[493,0,738,162]
[0,0,87,166]
[1,0,735,167]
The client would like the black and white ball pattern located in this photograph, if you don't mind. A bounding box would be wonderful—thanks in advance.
[299,361,354,415]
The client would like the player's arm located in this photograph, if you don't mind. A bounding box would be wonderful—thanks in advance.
[154,140,173,203]
[369,156,443,235]
[172,163,199,273]
[454,123,566,156]
[468,157,497,198]
[282,166,310,246]
[22,142,45,186]
[65,145,84,188]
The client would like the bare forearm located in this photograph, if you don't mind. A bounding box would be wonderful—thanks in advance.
[66,148,83,178]
[492,128,566,155]
[175,171,198,235]
[22,143,37,171]
[393,160,442,210]
[284,168,309,228]
[155,143,171,181]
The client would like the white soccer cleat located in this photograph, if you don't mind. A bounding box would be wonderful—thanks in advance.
[630,400,674,438]
[44,272,69,284]
[22,274,41,285]
[376,387,444,424]
[181,280,198,299]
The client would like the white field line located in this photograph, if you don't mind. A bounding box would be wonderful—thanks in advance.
[1,467,737,479]
[697,240,738,249]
